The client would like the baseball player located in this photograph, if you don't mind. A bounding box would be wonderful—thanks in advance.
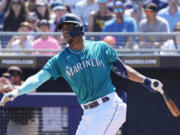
[0,13,164,135]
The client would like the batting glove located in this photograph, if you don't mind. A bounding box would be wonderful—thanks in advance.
[142,78,164,94]
[0,89,20,106]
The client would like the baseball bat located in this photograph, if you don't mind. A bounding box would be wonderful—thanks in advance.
[154,82,180,117]
[161,91,180,117]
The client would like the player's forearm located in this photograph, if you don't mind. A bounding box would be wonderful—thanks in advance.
[125,65,164,94]
[125,65,145,83]
[18,69,51,95]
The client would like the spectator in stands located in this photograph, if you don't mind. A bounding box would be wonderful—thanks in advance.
[5,22,34,54]
[0,0,10,12]
[33,19,61,55]
[124,0,146,27]
[49,0,69,48]
[35,0,51,20]
[63,0,79,13]
[7,66,24,85]
[0,73,12,93]
[26,12,39,32]
[25,0,36,12]
[173,22,180,49]
[49,0,72,13]
[74,0,99,31]
[102,1,138,48]
[158,0,180,32]
[0,0,11,31]
[138,3,170,48]
[161,21,180,55]
[3,0,27,32]
[152,0,168,10]
[103,35,116,48]
[0,72,11,135]
[88,0,114,32]
[0,66,39,135]
[50,0,69,32]
[1,72,11,79]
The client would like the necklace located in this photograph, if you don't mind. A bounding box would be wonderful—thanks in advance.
[68,44,86,55]
[68,40,86,54]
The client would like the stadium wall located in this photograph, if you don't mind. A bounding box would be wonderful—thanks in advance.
[0,55,180,135]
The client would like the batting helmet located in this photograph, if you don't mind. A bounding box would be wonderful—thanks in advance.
[56,13,84,37]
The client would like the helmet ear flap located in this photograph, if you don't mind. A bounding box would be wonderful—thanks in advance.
[79,24,84,32]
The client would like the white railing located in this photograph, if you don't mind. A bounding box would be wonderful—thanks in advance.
[0,32,180,56]
[0,31,179,35]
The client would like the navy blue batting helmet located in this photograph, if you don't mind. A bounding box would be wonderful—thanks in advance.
[56,13,83,30]
[56,13,84,37]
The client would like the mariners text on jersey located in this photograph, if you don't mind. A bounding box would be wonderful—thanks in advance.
[66,59,105,78]
[43,40,117,104]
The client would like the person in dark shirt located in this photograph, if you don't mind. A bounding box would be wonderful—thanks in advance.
[88,0,114,32]
[3,0,27,31]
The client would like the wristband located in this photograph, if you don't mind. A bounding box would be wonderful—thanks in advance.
[142,78,156,93]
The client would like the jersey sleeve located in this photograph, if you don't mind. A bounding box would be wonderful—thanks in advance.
[42,55,62,80]
[101,41,118,68]
[19,69,51,95]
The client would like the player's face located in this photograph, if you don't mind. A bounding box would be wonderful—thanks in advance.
[61,23,75,44]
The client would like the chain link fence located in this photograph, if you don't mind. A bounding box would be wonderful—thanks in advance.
[0,107,68,135]
[0,93,76,135]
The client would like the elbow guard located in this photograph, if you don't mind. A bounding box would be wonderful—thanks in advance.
[112,58,128,79]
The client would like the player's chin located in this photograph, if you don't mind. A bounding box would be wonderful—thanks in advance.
[67,38,73,44]
[65,36,73,44]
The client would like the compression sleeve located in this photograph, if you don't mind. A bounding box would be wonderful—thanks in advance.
[19,69,51,95]
[112,58,128,79]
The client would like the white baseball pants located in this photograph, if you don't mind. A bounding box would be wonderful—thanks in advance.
[76,92,127,135]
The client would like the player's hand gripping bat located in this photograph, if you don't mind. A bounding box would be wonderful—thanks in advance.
[153,81,180,117]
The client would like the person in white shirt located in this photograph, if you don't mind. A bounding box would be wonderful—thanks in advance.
[161,21,180,55]
[73,0,99,30]
[5,21,33,55]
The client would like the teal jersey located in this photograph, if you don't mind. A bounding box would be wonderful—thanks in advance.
[43,40,118,104]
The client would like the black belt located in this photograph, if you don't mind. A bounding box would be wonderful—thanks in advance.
[83,96,110,110]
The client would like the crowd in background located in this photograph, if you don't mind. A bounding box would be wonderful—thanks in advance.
[0,0,180,53]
